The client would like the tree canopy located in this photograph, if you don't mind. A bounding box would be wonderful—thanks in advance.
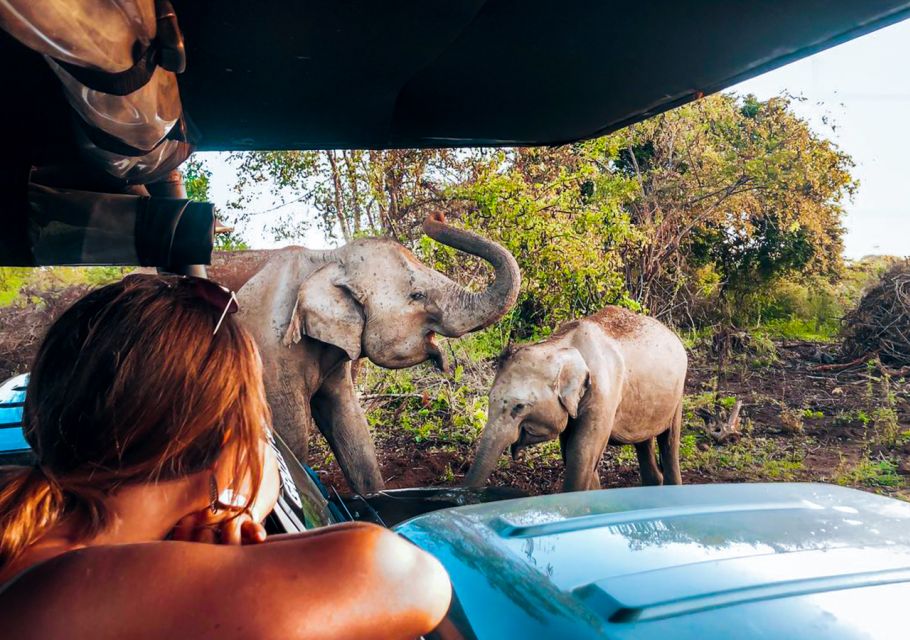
[218,92,856,334]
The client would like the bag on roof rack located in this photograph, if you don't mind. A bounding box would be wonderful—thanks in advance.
[0,0,192,183]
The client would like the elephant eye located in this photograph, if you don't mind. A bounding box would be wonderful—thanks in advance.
[511,403,525,417]
[410,292,427,302]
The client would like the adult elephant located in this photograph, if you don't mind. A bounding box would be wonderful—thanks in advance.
[234,213,520,494]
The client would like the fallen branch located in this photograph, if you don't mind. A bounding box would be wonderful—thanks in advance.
[360,393,424,401]
[881,365,910,378]
[810,353,874,373]
[708,400,742,444]
[696,400,743,444]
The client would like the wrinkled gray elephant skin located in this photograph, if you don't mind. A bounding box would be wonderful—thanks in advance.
[465,306,687,492]
[237,213,520,494]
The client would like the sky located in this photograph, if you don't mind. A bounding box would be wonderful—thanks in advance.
[733,18,910,259]
[203,17,910,259]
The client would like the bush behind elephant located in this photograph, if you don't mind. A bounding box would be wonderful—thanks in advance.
[464,306,687,492]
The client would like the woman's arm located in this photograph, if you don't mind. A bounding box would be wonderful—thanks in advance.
[3,522,452,640]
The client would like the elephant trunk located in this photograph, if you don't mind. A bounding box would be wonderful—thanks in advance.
[464,420,514,488]
[423,212,520,337]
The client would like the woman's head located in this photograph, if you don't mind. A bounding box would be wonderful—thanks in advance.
[0,274,271,566]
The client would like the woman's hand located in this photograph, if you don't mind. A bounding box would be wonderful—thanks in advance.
[172,434,280,545]
[171,509,267,545]
[218,511,267,545]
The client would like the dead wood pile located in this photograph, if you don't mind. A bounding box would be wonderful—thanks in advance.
[841,261,910,368]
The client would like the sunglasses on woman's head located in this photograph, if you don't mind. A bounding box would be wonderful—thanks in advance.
[185,276,240,335]
[123,273,240,335]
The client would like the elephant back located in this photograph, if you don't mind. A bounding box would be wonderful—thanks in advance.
[208,250,275,291]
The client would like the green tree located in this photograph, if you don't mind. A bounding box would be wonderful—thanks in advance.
[222,92,855,334]
[184,156,249,251]
[226,149,470,243]
[608,93,855,324]
[432,145,639,339]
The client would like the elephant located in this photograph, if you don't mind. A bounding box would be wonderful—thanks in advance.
[235,213,520,494]
[464,306,687,492]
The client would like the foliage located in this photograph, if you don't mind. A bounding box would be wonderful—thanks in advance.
[226,149,473,244]
[183,156,211,202]
[758,318,839,342]
[833,409,871,428]
[721,256,898,340]
[0,266,128,310]
[679,431,807,481]
[184,156,249,251]
[358,334,498,449]
[869,371,901,447]
[0,268,31,307]
[224,93,854,337]
[778,407,805,434]
[612,93,855,324]
[834,455,902,488]
[429,145,640,337]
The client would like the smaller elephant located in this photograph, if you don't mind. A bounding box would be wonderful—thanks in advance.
[464,306,687,491]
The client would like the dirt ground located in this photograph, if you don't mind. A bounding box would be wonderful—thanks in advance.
[310,339,910,500]
[1,255,906,501]
[202,250,906,501]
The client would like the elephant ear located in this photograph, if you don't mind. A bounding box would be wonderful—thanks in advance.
[283,263,364,361]
[555,348,590,419]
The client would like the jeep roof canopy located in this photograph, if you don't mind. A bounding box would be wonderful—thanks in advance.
[7,1,910,152]
[126,1,910,149]
[2,1,909,267]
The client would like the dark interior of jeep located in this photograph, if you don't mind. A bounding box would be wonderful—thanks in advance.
[2,1,909,269]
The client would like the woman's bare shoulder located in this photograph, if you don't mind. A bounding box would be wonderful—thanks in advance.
[0,523,450,640]
[1,540,256,640]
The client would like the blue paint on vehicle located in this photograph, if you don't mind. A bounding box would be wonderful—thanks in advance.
[397,483,910,639]
[0,373,29,455]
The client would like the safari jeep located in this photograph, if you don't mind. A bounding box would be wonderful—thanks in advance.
[2,2,910,638]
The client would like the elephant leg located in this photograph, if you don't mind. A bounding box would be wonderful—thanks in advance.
[634,440,664,486]
[656,400,683,485]
[588,469,602,490]
[562,409,615,492]
[266,366,313,463]
[560,431,601,489]
[311,362,385,494]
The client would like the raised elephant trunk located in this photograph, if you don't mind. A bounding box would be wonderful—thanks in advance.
[463,421,514,488]
[422,212,521,337]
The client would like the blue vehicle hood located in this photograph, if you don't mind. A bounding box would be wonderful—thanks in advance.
[0,373,29,455]
[396,483,910,639]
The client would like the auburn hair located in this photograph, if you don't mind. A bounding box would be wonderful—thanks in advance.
[0,274,271,568]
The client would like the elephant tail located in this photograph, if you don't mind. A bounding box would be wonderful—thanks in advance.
[657,398,683,485]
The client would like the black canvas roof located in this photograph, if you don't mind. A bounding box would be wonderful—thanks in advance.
[168,0,910,150]
[3,1,910,154]
[1,1,909,268]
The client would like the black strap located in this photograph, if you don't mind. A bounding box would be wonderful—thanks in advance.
[54,44,159,97]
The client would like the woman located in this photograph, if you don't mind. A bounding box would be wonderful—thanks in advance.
[0,274,451,639]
